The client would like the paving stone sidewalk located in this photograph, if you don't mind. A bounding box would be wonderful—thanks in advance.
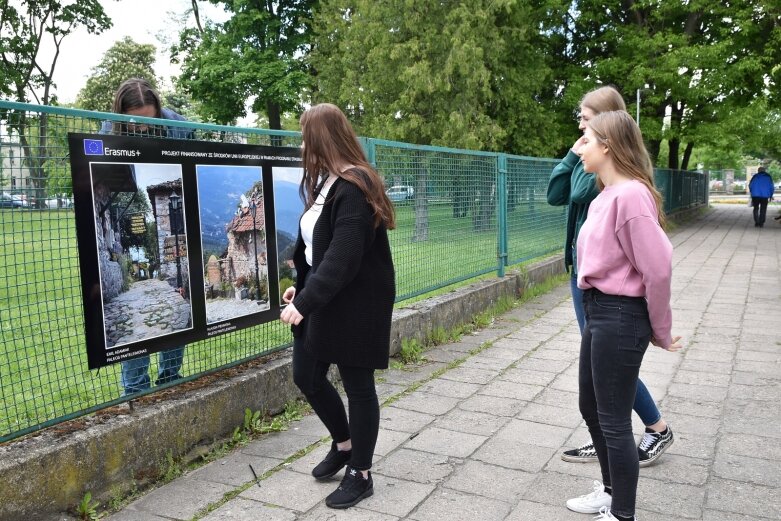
[109,204,781,521]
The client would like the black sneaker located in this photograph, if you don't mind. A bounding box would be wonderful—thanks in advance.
[638,426,674,467]
[325,466,373,509]
[561,441,598,463]
[312,443,351,480]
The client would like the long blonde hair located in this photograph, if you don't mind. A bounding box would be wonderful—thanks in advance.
[588,111,666,228]
[300,103,395,229]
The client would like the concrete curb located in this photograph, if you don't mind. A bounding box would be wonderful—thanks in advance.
[0,255,565,521]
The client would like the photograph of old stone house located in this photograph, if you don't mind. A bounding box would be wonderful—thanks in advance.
[90,163,193,348]
[197,165,271,324]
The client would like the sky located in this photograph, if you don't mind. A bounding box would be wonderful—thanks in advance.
[37,0,229,104]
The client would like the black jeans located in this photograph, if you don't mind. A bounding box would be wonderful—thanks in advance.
[752,197,769,225]
[579,289,653,518]
[292,336,379,471]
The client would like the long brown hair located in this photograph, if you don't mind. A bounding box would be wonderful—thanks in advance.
[581,86,626,115]
[300,103,395,229]
[588,111,666,228]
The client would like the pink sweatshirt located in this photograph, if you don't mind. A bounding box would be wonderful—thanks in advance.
[577,180,673,348]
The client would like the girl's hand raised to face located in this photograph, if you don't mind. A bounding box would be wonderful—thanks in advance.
[572,135,587,154]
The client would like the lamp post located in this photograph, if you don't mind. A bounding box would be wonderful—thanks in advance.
[249,200,261,302]
[168,192,183,289]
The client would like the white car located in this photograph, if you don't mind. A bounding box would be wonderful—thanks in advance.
[386,185,414,202]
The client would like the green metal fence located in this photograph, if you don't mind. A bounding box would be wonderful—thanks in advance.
[0,101,707,442]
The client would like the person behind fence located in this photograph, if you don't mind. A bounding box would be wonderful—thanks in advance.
[100,78,193,395]
[748,165,774,227]
[547,86,675,469]
[279,103,396,509]
[567,110,683,521]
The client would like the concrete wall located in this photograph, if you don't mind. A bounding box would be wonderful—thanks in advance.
[0,256,565,521]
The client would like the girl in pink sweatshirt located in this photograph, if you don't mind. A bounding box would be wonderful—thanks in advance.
[566,110,682,521]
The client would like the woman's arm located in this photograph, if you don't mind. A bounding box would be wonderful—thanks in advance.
[547,150,580,206]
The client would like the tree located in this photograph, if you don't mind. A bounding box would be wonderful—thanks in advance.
[0,0,111,205]
[76,37,158,112]
[311,0,564,234]
[172,0,315,127]
[558,0,781,170]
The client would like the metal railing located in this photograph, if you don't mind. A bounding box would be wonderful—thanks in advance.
[0,100,708,441]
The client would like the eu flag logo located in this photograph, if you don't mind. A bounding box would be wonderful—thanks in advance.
[84,139,104,156]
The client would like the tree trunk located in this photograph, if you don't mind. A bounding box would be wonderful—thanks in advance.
[667,101,684,170]
[668,138,680,170]
[681,142,694,171]
[413,151,429,242]
[267,100,282,146]
[16,113,48,208]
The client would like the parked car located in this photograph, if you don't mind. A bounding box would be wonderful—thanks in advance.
[44,196,74,209]
[0,193,28,209]
[386,185,414,203]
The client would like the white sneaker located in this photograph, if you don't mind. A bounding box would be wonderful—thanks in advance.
[593,506,637,520]
[566,481,612,514]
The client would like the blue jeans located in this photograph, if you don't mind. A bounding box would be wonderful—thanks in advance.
[579,289,653,518]
[571,274,661,426]
[121,346,185,395]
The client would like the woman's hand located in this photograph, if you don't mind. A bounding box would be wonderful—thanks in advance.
[280,302,304,325]
[572,135,587,154]
[282,286,296,304]
[652,335,683,352]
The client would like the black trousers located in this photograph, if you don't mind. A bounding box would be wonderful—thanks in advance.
[579,289,652,518]
[752,197,769,225]
[292,336,379,471]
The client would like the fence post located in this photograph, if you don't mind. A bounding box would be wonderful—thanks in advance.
[363,138,377,169]
[497,154,508,277]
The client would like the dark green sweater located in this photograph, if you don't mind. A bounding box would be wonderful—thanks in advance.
[546,150,600,274]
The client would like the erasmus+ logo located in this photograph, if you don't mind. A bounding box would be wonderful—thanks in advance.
[84,139,104,156]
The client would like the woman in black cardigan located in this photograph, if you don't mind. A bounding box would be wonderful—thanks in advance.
[280,103,396,509]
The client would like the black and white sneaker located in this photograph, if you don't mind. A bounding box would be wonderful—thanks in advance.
[638,426,674,467]
[561,441,598,463]
[325,466,373,509]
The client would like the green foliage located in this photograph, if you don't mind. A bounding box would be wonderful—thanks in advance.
[0,0,111,104]
[171,0,315,126]
[117,253,133,292]
[75,491,99,521]
[399,338,424,365]
[560,0,781,169]
[279,277,294,300]
[429,326,450,346]
[113,189,153,251]
[237,401,308,438]
[160,450,183,483]
[76,37,158,112]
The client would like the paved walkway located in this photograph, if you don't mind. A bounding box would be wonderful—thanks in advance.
[108,204,781,521]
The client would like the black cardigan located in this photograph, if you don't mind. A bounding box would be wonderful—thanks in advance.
[291,174,395,369]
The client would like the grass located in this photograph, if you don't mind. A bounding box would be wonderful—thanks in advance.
[0,197,565,439]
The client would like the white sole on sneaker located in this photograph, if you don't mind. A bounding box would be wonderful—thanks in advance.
[561,453,599,463]
[638,434,674,468]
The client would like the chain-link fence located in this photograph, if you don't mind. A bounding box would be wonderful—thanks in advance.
[0,101,708,442]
